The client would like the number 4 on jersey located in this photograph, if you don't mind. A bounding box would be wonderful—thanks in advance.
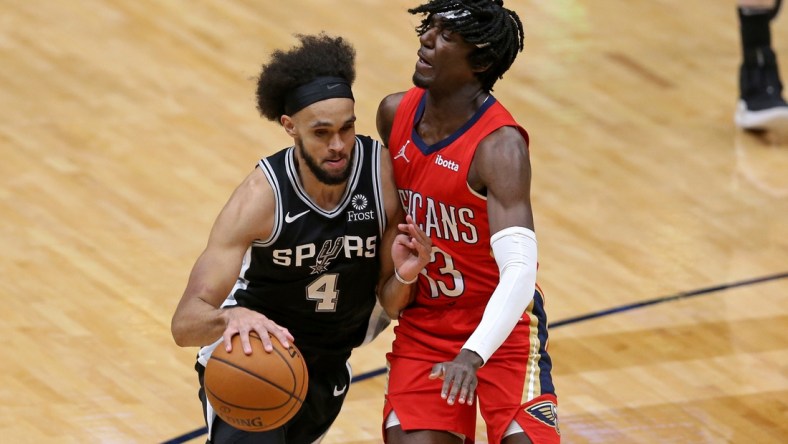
[306,273,339,311]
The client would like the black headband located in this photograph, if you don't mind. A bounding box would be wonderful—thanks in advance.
[283,76,354,116]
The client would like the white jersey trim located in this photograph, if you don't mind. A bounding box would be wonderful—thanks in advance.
[255,158,282,247]
[370,138,386,237]
[285,138,364,218]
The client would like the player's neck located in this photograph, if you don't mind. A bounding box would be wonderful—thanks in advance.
[425,83,487,111]
[299,169,348,211]
[419,86,488,142]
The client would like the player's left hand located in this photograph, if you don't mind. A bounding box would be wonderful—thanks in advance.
[429,349,483,406]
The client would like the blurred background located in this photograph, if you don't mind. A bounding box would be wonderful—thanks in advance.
[1,1,786,442]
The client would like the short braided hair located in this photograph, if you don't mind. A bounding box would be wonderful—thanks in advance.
[409,0,524,91]
[256,33,356,121]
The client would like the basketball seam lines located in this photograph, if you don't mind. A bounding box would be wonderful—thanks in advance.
[209,356,306,405]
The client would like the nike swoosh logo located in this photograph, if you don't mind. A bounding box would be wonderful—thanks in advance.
[327,83,341,89]
[333,385,347,396]
[285,210,309,223]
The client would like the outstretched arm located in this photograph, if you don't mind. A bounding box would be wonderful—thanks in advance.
[376,148,432,319]
[430,126,537,405]
[170,168,294,354]
[462,126,536,361]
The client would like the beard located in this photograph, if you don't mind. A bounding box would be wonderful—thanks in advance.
[296,139,353,186]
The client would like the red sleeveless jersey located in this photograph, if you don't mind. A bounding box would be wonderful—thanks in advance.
[388,87,530,349]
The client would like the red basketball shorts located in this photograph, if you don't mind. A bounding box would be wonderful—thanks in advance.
[384,349,559,443]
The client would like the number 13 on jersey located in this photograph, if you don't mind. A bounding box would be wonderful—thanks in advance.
[424,247,464,298]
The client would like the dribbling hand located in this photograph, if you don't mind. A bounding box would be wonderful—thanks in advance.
[222,306,294,354]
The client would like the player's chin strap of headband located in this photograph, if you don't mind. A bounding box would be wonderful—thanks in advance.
[462,226,538,364]
[283,76,355,116]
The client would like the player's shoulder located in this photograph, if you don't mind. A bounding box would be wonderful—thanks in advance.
[214,167,275,242]
[379,91,407,109]
[477,126,528,161]
[484,97,529,146]
[483,125,527,144]
[377,91,409,122]
[234,167,275,206]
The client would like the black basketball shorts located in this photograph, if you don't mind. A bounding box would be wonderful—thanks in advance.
[196,352,352,444]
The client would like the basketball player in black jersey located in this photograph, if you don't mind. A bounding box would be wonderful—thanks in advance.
[171,34,431,444]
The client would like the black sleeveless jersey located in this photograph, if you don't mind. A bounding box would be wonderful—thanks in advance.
[232,135,386,357]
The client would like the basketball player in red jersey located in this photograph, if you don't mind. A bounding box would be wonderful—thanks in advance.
[377,1,559,443]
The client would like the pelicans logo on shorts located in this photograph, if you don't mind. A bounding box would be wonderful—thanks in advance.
[525,401,560,434]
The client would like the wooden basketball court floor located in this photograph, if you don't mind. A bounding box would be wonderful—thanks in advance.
[1,0,786,442]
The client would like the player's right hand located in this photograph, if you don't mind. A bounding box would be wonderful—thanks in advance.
[429,349,483,406]
[222,306,294,354]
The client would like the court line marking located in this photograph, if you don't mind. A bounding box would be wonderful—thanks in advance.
[160,270,788,444]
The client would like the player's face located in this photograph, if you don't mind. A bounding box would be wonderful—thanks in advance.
[286,98,357,185]
[413,15,478,89]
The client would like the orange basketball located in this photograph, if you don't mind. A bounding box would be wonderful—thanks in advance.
[204,332,309,432]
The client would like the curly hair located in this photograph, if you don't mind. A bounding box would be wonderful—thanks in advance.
[256,33,356,121]
[409,0,524,92]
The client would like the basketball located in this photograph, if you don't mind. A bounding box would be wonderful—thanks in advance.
[204,332,309,432]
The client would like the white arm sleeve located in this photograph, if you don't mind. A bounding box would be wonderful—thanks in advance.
[461,226,537,364]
